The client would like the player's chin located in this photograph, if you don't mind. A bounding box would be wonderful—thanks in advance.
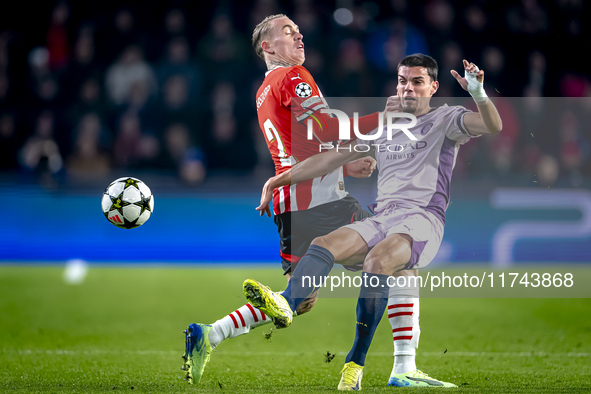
[402,104,417,113]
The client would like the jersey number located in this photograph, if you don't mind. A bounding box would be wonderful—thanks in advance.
[263,119,292,166]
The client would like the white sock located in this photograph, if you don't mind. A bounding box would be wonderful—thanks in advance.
[388,297,420,375]
[208,303,271,349]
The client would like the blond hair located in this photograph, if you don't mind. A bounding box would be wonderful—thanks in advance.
[252,14,287,60]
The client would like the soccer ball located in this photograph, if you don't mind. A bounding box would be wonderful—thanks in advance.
[101,177,154,229]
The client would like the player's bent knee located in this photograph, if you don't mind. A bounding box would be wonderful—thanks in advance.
[310,235,329,249]
[311,229,368,263]
[363,254,390,275]
[310,235,341,259]
[364,236,412,275]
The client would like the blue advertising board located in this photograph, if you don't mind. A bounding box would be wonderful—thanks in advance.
[1,187,590,264]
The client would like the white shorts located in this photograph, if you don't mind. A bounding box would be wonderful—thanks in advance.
[343,204,444,270]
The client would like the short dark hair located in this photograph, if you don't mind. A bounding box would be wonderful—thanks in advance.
[397,53,438,82]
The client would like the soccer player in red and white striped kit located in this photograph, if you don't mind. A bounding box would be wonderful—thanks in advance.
[182,14,415,385]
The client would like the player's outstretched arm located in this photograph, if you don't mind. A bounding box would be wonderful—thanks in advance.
[451,59,502,136]
[256,140,372,216]
[292,139,370,183]
[345,156,376,178]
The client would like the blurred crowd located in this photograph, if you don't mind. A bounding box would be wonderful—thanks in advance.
[0,0,589,188]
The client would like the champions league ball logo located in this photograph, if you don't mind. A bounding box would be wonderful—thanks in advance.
[295,82,313,98]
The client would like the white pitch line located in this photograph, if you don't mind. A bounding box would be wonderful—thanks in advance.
[5,350,589,357]
[421,351,590,357]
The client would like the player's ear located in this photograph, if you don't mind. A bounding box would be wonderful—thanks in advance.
[430,80,439,96]
[261,40,273,55]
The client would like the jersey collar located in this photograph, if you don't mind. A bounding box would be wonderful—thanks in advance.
[265,65,288,77]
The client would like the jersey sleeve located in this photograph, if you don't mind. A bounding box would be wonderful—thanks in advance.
[280,66,380,142]
[279,66,328,121]
[444,106,478,144]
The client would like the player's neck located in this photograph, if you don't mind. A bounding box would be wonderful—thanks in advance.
[413,106,433,117]
[265,58,298,71]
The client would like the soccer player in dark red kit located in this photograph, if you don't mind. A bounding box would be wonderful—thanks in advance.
[181,14,385,384]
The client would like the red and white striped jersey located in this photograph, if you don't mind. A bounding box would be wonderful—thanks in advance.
[255,65,347,214]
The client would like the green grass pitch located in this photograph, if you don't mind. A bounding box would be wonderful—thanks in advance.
[1,266,590,393]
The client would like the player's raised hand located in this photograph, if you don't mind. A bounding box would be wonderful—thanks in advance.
[346,157,377,178]
[450,59,484,91]
[451,59,489,104]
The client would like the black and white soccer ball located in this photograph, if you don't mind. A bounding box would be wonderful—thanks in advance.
[101,177,154,229]
[295,82,312,98]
